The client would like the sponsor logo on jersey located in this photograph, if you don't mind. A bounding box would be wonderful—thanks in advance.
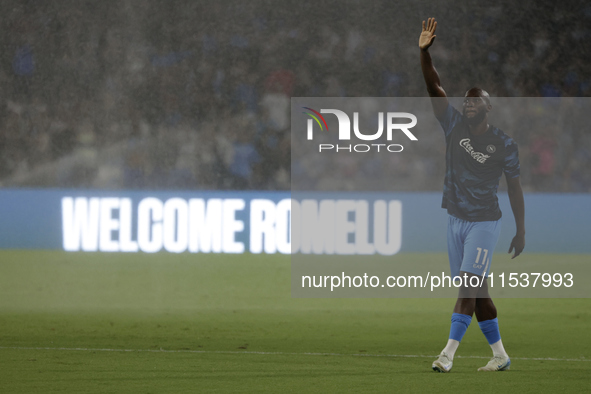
[459,138,490,163]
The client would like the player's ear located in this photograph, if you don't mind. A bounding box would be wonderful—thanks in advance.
[486,103,492,112]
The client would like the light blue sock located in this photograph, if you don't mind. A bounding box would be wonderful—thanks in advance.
[478,318,501,345]
[449,313,472,342]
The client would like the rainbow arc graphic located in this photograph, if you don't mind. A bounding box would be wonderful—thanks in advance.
[302,107,329,132]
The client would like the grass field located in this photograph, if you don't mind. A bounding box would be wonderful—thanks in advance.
[1,251,590,393]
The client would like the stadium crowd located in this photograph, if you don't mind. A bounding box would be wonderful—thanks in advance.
[0,0,590,192]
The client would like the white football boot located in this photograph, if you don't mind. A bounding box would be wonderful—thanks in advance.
[432,352,453,373]
[478,355,511,371]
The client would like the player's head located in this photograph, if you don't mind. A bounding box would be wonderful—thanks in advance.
[463,87,492,125]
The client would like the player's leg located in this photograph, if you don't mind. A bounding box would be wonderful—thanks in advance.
[461,219,510,371]
[475,295,510,371]
[433,274,480,373]
[474,292,496,320]
[433,216,468,373]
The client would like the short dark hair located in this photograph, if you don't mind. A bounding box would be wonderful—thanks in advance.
[465,87,491,106]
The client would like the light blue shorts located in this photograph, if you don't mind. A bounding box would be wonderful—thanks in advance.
[447,215,502,278]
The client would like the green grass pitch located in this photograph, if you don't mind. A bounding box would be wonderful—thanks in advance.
[0,251,589,393]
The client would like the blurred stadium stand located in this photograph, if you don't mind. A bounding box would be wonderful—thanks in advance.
[0,0,589,191]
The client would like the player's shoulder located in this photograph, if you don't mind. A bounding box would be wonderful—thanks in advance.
[438,103,463,122]
[490,126,517,148]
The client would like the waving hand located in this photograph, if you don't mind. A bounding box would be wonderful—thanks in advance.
[419,18,437,50]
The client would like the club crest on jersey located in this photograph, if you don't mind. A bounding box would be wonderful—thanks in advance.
[486,144,496,153]
[459,138,490,163]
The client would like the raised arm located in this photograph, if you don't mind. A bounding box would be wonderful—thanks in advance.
[506,175,525,259]
[419,18,448,118]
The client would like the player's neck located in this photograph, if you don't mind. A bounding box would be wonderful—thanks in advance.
[468,121,489,136]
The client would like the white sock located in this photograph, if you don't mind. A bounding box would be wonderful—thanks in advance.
[490,339,508,358]
[442,339,460,360]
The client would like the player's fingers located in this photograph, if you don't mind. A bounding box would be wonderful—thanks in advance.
[432,21,437,33]
[512,244,524,259]
[427,18,431,30]
[422,20,426,31]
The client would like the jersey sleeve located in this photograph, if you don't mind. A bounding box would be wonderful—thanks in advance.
[503,139,520,178]
[436,104,463,138]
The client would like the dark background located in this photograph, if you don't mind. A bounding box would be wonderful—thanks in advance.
[0,0,589,191]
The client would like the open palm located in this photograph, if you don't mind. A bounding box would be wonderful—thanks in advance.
[419,18,437,50]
